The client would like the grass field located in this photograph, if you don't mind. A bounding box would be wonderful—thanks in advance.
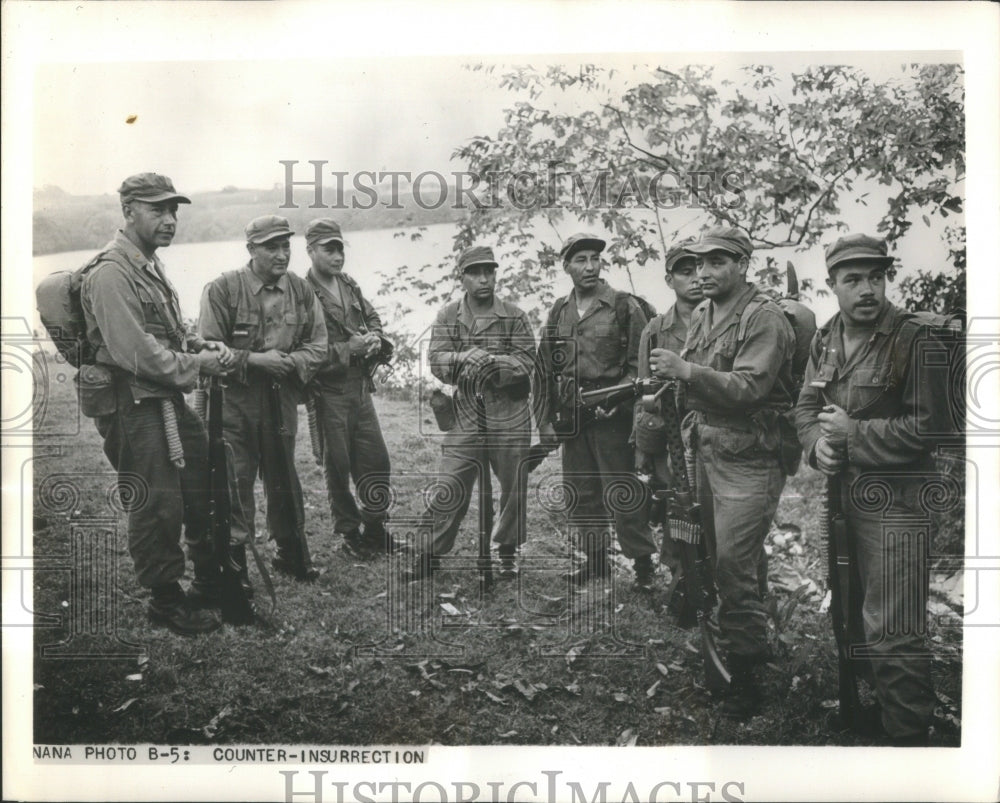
[29,356,963,747]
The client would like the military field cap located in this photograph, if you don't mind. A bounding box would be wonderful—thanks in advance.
[685,226,753,259]
[665,237,698,273]
[458,245,498,273]
[305,218,345,247]
[118,172,191,204]
[560,233,607,261]
[824,233,895,273]
[245,215,294,244]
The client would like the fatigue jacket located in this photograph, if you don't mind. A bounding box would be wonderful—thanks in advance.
[638,303,688,379]
[307,269,382,384]
[795,302,950,476]
[539,280,648,424]
[199,265,327,389]
[429,294,536,428]
[81,231,204,400]
[682,283,795,426]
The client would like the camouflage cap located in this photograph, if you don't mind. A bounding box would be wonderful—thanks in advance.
[685,226,753,259]
[665,237,698,273]
[824,233,895,273]
[245,215,294,245]
[560,233,607,261]
[305,218,344,247]
[457,245,498,273]
[118,172,191,204]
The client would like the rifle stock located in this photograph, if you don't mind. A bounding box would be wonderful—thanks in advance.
[826,474,861,728]
[475,392,495,592]
[207,378,254,625]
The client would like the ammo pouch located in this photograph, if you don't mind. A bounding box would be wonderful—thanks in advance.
[75,363,117,418]
[429,388,457,432]
[634,407,668,454]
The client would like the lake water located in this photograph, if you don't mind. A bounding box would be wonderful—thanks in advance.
[33,221,874,347]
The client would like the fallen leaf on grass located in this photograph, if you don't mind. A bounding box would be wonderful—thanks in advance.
[202,705,232,739]
[440,602,462,616]
[482,691,508,705]
[646,681,660,698]
[668,662,685,673]
[409,690,421,698]
[654,706,672,715]
[655,663,669,677]
[613,692,630,703]
[514,679,540,701]
[820,699,839,709]
[33,684,44,691]
[125,673,142,682]
[308,665,335,677]
[564,682,581,696]
[137,655,149,668]
[112,698,138,713]
[498,730,518,738]
[616,729,639,746]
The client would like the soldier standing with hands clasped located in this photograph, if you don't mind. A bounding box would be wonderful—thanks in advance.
[795,233,951,746]
[80,172,234,635]
[304,219,399,559]
[199,215,327,583]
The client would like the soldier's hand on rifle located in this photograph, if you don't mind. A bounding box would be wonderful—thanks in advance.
[649,348,692,381]
[459,347,494,383]
[818,404,849,449]
[815,435,846,476]
[201,340,236,369]
[362,332,382,359]
[249,349,296,378]
[348,333,374,358]
[195,349,228,376]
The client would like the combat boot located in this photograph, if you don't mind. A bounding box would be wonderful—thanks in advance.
[363,522,406,557]
[272,546,320,581]
[720,655,761,719]
[498,544,518,580]
[632,553,655,591]
[187,565,222,608]
[563,548,610,586]
[341,528,376,560]
[231,545,254,598]
[148,582,221,636]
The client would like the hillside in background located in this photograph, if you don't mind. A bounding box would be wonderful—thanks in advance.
[32,184,462,255]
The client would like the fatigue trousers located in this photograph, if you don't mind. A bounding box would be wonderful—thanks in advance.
[313,377,391,535]
[221,378,307,562]
[561,412,655,559]
[841,478,935,739]
[421,398,529,557]
[696,423,785,660]
[96,382,213,588]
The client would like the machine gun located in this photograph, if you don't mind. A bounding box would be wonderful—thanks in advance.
[640,381,731,693]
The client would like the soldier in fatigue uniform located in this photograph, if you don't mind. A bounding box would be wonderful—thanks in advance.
[304,219,399,559]
[199,215,327,582]
[538,233,657,590]
[795,233,952,746]
[402,245,536,582]
[648,226,796,717]
[80,172,232,635]
[634,239,703,583]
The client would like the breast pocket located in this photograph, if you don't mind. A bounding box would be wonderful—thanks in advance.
[588,323,621,367]
[283,311,308,348]
[847,365,890,413]
[136,286,171,339]
[232,313,260,350]
[709,334,738,372]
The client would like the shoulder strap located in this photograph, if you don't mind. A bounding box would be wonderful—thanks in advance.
[546,295,568,331]
[736,294,769,343]
[885,315,925,391]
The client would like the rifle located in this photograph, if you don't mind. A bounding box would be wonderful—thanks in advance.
[207,377,255,625]
[267,381,314,580]
[646,382,731,692]
[475,391,495,593]
[822,471,862,729]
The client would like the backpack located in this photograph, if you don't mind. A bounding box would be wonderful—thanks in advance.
[546,290,655,378]
[35,249,126,368]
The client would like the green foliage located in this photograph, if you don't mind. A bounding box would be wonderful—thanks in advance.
[386,62,964,324]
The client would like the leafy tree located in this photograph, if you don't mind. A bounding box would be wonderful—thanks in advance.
[384,62,964,323]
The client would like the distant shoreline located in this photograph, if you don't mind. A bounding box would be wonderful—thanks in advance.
[32,185,462,256]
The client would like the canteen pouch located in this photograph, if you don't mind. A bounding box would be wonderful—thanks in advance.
[75,363,117,418]
[429,388,457,432]
[634,407,668,454]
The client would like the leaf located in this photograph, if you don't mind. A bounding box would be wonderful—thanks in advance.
[514,679,539,701]
[613,692,630,703]
[483,690,508,705]
[616,728,638,746]
[125,673,143,682]
[113,698,139,713]
[498,730,518,738]
[564,682,581,696]
[646,680,660,698]
[655,663,669,677]
[307,665,334,677]
[654,706,672,715]
[202,705,232,738]
[440,602,461,616]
